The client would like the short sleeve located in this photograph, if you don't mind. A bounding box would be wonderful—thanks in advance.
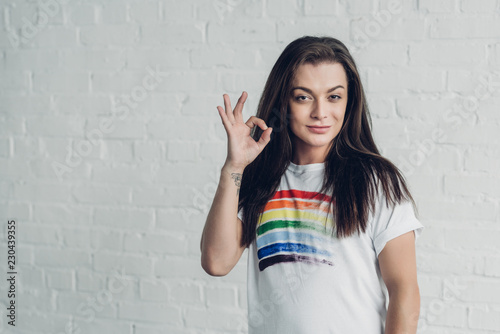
[371,198,424,257]
[237,206,244,222]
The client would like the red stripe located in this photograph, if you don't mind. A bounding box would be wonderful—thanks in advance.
[271,189,333,203]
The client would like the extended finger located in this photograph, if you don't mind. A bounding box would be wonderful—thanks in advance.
[217,105,232,131]
[223,94,236,123]
[233,91,247,122]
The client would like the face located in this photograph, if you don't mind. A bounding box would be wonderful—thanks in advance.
[287,61,349,164]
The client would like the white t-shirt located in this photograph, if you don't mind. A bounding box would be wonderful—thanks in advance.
[237,161,424,334]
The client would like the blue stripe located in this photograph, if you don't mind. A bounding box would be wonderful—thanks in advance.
[257,230,327,250]
[257,242,331,260]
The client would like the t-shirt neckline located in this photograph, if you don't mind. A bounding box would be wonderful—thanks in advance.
[287,161,325,173]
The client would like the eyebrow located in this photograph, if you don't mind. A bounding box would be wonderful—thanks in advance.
[291,85,345,94]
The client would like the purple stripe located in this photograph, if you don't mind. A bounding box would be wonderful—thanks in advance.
[259,253,334,271]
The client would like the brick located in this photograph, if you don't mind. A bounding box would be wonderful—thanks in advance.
[444,228,500,252]
[129,2,160,23]
[367,68,445,93]
[445,173,500,197]
[35,247,91,267]
[18,222,60,245]
[418,0,455,13]
[80,25,138,46]
[344,0,375,14]
[134,141,162,162]
[197,0,262,21]
[0,157,31,179]
[0,95,51,114]
[77,319,132,334]
[185,307,246,331]
[304,0,337,16]
[190,45,236,69]
[141,23,203,45]
[0,70,30,92]
[68,4,96,25]
[156,208,206,233]
[59,49,126,73]
[132,185,192,207]
[101,140,134,162]
[161,0,195,20]
[98,2,128,24]
[127,47,190,70]
[430,17,500,39]
[267,0,301,17]
[147,117,209,140]
[73,185,131,204]
[139,279,169,301]
[409,42,486,67]
[33,203,91,226]
[94,207,154,230]
[123,232,185,255]
[26,115,85,136]
[33,72,89,94]
[355,42,407,67]
[170,283,201,304]
[417,275,443,298]
[46,268,74,290]
[205,286,237,307]
[93,251,153,276]
[32,26,78,48]
[13,181,72,202]
[417,252,476,274]
[464,147,500,173]
[458,279,500,303]
[77,268,107,292]
[166,141,199,162]
[0,202,30,221]
[277,19,350,44]
[461,0,498,13]
[485,257,500,277]
[91,162,155,184]
[119,301,181,324]
[5,49,60,70]
[90,229,123,251]
[416,199,496,222]
[208,20,275,44]
[57,291,117,318]
[469,305,500,331]
[155,257,206,279]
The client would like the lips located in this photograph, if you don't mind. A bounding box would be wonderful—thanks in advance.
[307,126,330,128]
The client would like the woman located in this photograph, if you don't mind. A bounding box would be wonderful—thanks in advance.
[200,35,424,334]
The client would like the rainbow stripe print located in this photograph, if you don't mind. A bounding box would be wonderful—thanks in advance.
[256,189,336,271]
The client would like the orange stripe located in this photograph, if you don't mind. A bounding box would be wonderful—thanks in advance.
[264,198,332,214]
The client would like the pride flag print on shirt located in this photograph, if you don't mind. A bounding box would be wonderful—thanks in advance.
[256,189,337,271]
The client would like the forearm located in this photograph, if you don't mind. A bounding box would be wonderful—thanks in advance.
[385,286,420,334]
[200,162,245,276]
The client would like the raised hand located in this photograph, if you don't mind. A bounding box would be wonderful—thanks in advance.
[217,91,273,170]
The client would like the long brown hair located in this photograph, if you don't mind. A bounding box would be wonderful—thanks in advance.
[238,35,418,248]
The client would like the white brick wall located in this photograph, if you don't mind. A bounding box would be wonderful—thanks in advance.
[0,0,499,333]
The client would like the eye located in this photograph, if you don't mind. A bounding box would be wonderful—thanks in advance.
[295,95,309,101]
[330,95,341,100]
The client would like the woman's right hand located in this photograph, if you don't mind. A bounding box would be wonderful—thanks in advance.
[217,91,273,170]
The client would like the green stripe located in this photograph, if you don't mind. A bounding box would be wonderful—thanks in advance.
[257,220,329,236]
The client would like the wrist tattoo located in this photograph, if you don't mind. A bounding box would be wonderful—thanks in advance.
[231,173,242,195]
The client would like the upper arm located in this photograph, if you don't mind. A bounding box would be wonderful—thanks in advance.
[378,230,419,295]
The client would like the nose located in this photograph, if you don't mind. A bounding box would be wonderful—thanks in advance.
[310,99,328,119]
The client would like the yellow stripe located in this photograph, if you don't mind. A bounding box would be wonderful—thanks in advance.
[260,208,332,228]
